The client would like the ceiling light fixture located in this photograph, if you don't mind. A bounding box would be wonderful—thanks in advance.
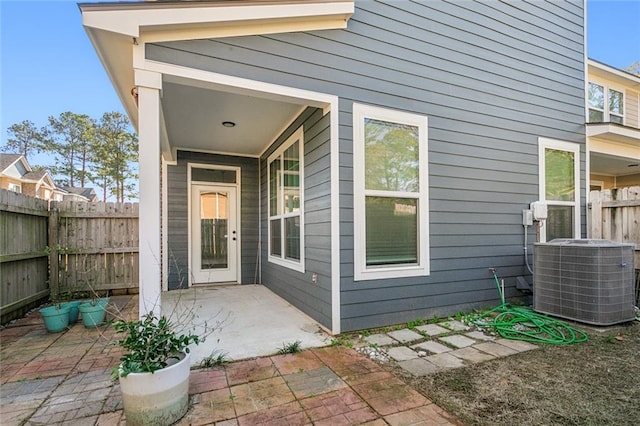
[222,121,236,128]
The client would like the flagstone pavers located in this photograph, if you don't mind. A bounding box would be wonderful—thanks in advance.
[415,323,450,336]
[425,353,466,369]
[387,328,423,343]
[412,340,452,354]
[397,358,440,376]
[387,346,420,361]
[364,333,396,346]
[438,334,477,348]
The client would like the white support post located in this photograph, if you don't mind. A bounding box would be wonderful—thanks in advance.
[136,70,163,318]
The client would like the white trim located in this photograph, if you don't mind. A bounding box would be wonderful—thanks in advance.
[148,61,336,108]
[538,137,581,243]
[329,98,340,334]
[138,85,162,318]
[82,1,354,39]
[267,126,305,273]
[161,157,169,292]
[187,163,242,286]
[352,103,430,281]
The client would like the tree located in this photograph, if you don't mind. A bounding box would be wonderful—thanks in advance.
[93,112,138,202]
[625,61,640,76]
[3,120,47,161]
[46,112,96,187]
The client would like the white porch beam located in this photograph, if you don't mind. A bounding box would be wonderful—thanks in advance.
[137,70,163,318]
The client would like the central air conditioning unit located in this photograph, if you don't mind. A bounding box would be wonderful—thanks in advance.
[533,239,635,326]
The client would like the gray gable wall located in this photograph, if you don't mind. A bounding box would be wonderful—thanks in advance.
[150,0,586,331]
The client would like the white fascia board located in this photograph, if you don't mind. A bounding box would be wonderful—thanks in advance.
[588,59,640,88]
[82,2,354,39]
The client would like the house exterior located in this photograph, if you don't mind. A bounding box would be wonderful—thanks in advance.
[587,59,640,191]
[0,154,64,201]
[81,0,587,333]
[60,186,99,203]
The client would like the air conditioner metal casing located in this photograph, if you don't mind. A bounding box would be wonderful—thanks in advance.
[533,239,635,326]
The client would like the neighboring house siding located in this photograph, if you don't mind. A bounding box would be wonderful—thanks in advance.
[627,89,639,128]
[149,0,585,331]
[259,107,333,330]
[166,151,259,289]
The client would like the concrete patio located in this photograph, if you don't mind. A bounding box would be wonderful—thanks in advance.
[0,293,458,425]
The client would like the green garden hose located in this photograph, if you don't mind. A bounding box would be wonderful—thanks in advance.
[468,270,588,345]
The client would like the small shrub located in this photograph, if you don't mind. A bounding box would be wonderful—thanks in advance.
[277,340,302,354]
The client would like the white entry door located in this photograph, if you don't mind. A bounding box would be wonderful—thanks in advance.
[191,185,238,284]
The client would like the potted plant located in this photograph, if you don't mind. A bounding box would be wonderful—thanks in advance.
[39,303,71,332]
[78,295,110,327]
[112,311,200,426]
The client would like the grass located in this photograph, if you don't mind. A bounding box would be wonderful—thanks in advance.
[200,350,229,368]
[392,321,640,425]
[277,340,302,354]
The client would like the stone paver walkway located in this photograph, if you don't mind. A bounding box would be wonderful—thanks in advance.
[1,295,460,425]
[361,319,538,377]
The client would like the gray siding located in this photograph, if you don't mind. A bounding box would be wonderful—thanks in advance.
[149,0,586,331]
[166,151,259,288]
[260,107,333,329]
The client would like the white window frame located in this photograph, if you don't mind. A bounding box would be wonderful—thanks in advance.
[353,103,430,281]
[267,127,305,272]
[538,137,581,243]
[7,182,21,193]
[588,81,625,125]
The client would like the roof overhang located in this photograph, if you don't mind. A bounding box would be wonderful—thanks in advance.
[587,123,640,146]
[79,0,354,130]
[587,59,640,88]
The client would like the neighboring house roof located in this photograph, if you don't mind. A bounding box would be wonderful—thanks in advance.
[0,153,30,175]
[61,186,99,202]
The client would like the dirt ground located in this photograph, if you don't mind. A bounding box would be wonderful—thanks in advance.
[391,320,640,426]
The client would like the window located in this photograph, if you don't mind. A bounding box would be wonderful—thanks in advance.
[538,138,580,242]
[267,127,304,271]
[7,183,21,193]
[353,103,429,281]
[588,82,624,124]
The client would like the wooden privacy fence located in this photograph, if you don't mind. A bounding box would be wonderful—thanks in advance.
[50,201,139,297]
[589,186,640,306]
[0,189,139,324]
[0,190,50,324]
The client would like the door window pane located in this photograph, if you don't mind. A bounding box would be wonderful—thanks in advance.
[545,149,575,202]
[364,118,419,192]
[200,192,228,270]
[365,197,418,266]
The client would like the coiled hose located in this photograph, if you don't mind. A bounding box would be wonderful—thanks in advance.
[468,270,588,345]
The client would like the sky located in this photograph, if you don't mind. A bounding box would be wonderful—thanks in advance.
[1,0,639,149]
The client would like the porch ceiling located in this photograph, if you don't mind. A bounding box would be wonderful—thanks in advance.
[591,152,640,176]
[161,80,304,157]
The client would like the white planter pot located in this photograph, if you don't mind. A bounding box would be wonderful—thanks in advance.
[118,351,191,426]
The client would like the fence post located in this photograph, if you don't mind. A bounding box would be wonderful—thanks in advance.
[49,204,59,299]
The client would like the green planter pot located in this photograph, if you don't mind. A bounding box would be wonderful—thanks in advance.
[62,301,82,324]
[78,301,107,328]
[40,305,71,333]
